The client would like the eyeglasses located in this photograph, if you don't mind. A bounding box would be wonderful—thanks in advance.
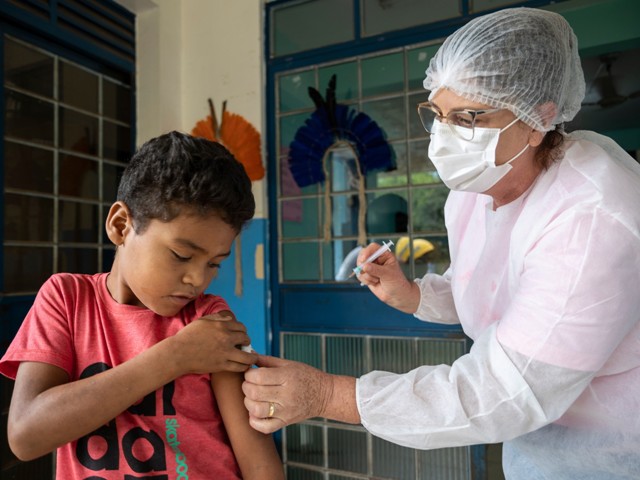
[417,101,505,141]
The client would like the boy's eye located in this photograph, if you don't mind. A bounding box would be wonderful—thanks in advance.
[171,250,191,262]
[208,262,221,269]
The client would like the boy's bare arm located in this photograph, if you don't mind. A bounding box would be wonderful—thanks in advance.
[212,371,284,480]
[8,316,257,461]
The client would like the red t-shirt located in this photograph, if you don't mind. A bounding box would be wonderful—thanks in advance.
[0,273,242,480]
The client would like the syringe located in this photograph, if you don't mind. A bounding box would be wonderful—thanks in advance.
[349,240,394,278]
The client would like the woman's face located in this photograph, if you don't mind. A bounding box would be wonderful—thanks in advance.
[429,88,533,167]
[429,88,543,205]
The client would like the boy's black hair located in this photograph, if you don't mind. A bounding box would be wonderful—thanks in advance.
[117,131,255,233]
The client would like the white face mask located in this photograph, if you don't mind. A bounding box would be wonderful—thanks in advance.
[428,118,530,193]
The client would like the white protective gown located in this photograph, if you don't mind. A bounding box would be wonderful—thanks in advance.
[356,132,640,479]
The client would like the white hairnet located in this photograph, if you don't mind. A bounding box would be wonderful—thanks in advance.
[424,8,586,132]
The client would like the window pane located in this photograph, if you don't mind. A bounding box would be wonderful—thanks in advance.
[330,194,358,238]
[371,337,414,372]
[4,38,53,98]
[103,78,131,122]
[328,239,360,282]
[59,200,99,243]
[282,334,322,368]
[366,191,408,235]
[411,186,447,233]
[373,436,416,480]
[418,446,471,479]
[362,0,460,37]
[282,198,319,239]
[4,142,53,193]
[279,112,308,156]
[409,139,440,185]
[103,120,132,161]
[407,44,441,91]
[271,0,354,57]
[102,247,116,272]
[285,424,324,466]
[327,429,367,474]
[365,142,407,188]
[408,91,429,139]
[413,235,449,277]
[326,336,366,376]
[59,155,99,199]
[280,153,317,196]
[3,246,53,292]
[319,62,358,102]
[362,52,404,97]
[58,247,98,274]
[59,107,98,155]
[5,90,54,145]
[361,96,406,141]
[287,466,324,480]
[4,193,53,241]
[472,0,522,13]
[278,70,315,113]
[282,242,319,281]
[59,60,98,113]
[103,163,125,202]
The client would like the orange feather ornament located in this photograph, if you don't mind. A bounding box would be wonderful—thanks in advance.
[191,99,264,296]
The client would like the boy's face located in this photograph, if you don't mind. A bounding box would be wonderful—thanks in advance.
[107,207,237,316]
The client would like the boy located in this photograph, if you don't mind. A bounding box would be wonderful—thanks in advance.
[0,131,284,479]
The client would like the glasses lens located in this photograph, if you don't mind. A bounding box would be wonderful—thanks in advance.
[417,104,437,133]
[446,111,475,140]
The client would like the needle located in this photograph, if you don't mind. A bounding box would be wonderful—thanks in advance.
[349,240,394,278]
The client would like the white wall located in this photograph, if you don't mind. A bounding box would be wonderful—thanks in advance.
[119,0,267,217]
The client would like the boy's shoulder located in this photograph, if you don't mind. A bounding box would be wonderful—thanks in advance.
[39,272,108,305]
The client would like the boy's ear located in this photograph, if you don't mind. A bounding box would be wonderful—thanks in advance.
[105,201,134,246]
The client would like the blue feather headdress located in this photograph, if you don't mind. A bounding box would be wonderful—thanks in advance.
[288,75,396,244]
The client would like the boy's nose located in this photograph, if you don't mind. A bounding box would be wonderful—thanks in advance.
[182,266,206,289]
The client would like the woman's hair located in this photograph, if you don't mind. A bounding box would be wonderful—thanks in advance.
[536,126,566,170]
[117,131,255,233]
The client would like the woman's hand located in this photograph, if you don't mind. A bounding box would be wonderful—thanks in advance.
[356,243,421,314]
[242,355,359,434]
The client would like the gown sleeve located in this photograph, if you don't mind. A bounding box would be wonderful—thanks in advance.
[413,268,460,324]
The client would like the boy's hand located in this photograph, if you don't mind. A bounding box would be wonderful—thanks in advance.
[171,312,258,375]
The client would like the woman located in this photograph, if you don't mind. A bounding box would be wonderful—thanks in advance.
[243,7,640,479]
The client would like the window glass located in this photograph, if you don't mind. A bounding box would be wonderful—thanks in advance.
[59,155,99,199]
[279,70,316,112]
[59,60,99,113]
[411,185,448,233]
[4,38,53,97]
[328,429,367,473]
[282,242,320,281]
[319,62,359,102]
[103,120,132,162]
[59,107,99,155]
[281,198,320,238]
[271,0,354,57]
[279,112,309,157]
[361,96,406,141]
[59,200,99,243]
[409,139,439,185]
[361,52,404,97]
[3,246,52,292]
[276,43,450,284]
[366,142,407,188]
[103,163,125,202]
[58,247,98,274]
[4,90,54,145]
[361,0,460,37]
[4,194,54,242]
[471,0,523,13]
[103,78,131,122]
[407,44,441,91]
[4,142,53,193]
